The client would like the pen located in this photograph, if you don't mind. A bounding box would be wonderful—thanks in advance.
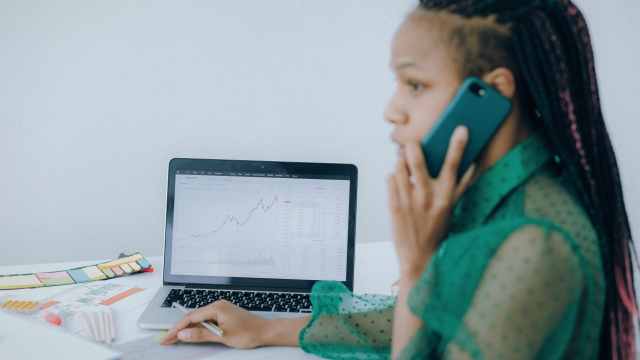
[172,302,224,337]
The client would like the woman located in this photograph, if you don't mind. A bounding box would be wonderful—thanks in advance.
[161,0,638,358]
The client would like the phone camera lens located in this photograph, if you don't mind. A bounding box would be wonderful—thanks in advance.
[470,83,486,97]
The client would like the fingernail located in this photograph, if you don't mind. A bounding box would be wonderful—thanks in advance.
[178,330,191,341]
[456,126,468,138]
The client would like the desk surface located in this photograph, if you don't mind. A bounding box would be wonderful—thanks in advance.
[0,241,398,359]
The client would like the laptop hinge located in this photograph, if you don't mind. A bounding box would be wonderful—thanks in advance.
[183,284,310,293]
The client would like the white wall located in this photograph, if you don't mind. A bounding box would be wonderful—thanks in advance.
[1,0,638,267]
[0,0,413,265]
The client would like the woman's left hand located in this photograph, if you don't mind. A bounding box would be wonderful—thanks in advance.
[388,126,477,281]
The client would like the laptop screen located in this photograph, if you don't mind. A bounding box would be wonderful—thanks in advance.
[169,169,351,283]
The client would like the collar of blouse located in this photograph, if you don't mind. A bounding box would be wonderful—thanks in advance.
[450,132,554,231]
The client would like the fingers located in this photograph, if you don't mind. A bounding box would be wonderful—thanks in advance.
[387,174,399,211]
[160,330,180,345]
[454,163,477,202]
[389,126,473,215]
[392,142,435,212]
[403,143,431,189]
[161,316,194,345]
[161,316,192,345]
[441,126,469,183]
[176,326,224,344]
[185,303,222,324]
[394,157,411,208]
[161,302,223,345]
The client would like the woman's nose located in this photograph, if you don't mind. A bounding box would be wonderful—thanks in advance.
[384,95,408,125]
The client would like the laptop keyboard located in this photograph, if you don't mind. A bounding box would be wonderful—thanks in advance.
[161,289,312,313]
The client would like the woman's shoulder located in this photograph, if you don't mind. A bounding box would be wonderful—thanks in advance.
[482,164,600,256]
[441,166,605,293]
[522,168,596,234]
[521,168,602,268]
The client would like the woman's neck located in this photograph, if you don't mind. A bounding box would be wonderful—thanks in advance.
[474,105,532,179]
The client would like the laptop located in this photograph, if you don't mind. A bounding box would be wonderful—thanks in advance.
[138,158,357,329]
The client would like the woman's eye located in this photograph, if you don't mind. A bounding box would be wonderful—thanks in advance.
[406,80,425,94]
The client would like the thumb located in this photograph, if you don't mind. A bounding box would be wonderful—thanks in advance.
[177,327,224,344]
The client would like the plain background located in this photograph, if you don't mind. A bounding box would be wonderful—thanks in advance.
[1,0,639,269]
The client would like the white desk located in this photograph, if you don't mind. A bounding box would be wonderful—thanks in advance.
[0,241,398,359]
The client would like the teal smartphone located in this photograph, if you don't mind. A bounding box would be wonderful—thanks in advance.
[420,76,512,178]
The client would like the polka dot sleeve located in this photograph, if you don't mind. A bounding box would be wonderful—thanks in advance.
[402,219,590,359]
[299,281,396,359]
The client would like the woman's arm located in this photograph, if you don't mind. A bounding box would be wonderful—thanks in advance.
[261,316,311,347]
[162,286,396,354]
[161,300,310,348]
[391,276,423,359]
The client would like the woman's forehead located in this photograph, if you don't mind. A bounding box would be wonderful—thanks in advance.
[390,18,452,72]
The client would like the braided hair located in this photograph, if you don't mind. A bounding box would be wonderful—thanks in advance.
[416,0,638,358]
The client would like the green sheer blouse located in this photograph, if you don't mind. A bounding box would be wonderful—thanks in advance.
[298,133,605,359]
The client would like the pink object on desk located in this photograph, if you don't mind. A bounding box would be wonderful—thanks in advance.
[44,311,62,326]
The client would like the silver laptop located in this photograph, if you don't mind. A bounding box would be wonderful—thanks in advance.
[138,158,357,329]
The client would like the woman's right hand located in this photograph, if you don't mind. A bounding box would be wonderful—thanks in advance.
[160,300,271,349]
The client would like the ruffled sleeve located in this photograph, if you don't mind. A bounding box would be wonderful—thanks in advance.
[299,280,396,359]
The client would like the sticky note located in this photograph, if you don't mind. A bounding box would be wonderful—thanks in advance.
[36,271,74,286]
[98,254,143,269]
[137,258,151,269]
[100,287,144,306]
[68,269,91,283]
[98,263,113,271]
[111,266,124,276]
[129,262,141,272]
[120,263,133,274]
[0,253,152,290]
[0,274,43,290]
[126,253,143,261]
[102,268,115,278]
[82,266,107,281]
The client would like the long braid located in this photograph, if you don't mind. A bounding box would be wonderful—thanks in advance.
[418,0,638,358]
[562,3,640,357]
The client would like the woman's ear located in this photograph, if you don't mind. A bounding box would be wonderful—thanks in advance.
[482,67,516,99]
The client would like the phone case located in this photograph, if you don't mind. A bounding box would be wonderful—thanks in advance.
[420,76,512,178]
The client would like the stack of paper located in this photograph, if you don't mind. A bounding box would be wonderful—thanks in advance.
[72,305,116,344]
